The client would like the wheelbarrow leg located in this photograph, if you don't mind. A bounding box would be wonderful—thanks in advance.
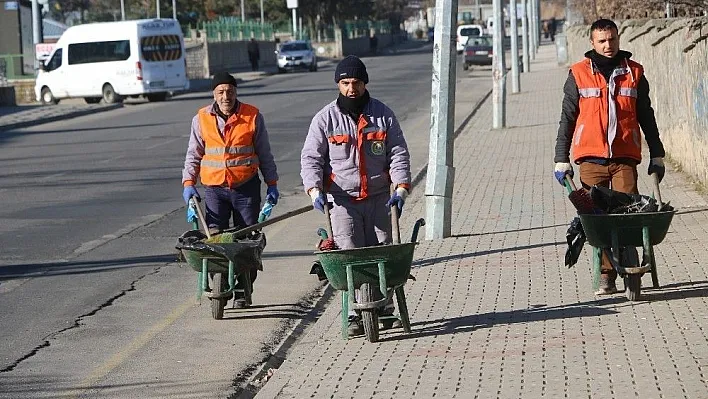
[643,226,660,289]
[592,246,602,292]
[341,290,350,340]
[395,286,411,334]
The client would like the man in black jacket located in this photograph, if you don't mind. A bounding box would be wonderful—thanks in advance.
[553,19,666,294]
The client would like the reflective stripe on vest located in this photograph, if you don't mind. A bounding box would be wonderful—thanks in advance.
[198,103,260,187]
[569,58,643,163]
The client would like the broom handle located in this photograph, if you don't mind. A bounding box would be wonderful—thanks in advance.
[322,189,335,240]
[390,185,401,245]
[651,173,663,209]
[190,197,212,239]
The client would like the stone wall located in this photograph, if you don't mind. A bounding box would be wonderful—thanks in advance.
[184,36,278,78]
[565,17,708,188]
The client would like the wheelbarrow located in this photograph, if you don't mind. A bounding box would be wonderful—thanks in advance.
[176,198,311,319]
[570,174,675,301]
[315,199,425,342]
[176,228,265,319]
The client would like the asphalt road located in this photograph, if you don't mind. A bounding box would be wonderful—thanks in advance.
[0,43,493,398]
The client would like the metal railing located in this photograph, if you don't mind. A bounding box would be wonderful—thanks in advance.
[0,54,35,81]
[201,19,275,42]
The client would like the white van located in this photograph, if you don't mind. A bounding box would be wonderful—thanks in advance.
[456,24,485,53]
[35,19,189,105]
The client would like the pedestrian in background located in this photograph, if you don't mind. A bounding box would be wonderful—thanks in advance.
[247,38,260,71]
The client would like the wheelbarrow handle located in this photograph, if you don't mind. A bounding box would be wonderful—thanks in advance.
[564,175,577,195]
[651,173,663,209]
[390,185,401,245]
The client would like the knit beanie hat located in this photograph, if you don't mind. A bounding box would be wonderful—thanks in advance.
[334,56,369,84]
[211,71,237,90]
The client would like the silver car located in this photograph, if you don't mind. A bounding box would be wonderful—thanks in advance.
[276,40,318,73]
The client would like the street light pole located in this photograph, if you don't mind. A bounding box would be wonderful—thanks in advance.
[521,0,530,73]
[172,0,177,20]
[425,0,458,240]
[260,0,264,24]
[121,0,126,20]
[510,0,520,93]
[492,0,506,128]
[241,0,245,22]
[156,0,161,18]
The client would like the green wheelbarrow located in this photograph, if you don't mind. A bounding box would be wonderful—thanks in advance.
[579,210,674,301]
[316,213,425,343]
[575,173,675,301]
[176,229,265,319]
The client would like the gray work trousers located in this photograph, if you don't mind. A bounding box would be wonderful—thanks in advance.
[329,192,395,316]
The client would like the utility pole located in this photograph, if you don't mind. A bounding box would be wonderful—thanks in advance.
[510,0,520,93]
[521,0,530,73]
[425,0,458,240]
[492,0,506,128]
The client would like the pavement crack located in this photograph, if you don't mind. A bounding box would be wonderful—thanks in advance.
[0,267,162,373]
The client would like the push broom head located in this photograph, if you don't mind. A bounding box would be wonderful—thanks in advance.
[568,189,597,214]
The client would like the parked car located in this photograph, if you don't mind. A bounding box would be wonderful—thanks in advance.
[456,24,484,53]
[276,40,317,73]
[35,19,189,105]
[462,35,493,70]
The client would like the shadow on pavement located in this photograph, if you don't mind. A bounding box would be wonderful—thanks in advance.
[452,223,568,238]
[411,241,565,268]
[0,254,178,280]
[0,105,43,117]
[380,298,624,343]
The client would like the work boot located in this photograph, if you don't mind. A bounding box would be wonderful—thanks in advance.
[596,270,619,295]
[347,316,363,337]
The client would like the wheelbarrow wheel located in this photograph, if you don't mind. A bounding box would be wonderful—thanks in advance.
[625,274,642,301]
[211,273,227,319]
[360,283,379,343]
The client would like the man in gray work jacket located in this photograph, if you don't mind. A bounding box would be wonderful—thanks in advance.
[300,56,411,336]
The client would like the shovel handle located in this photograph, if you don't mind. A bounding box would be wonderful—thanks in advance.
[564,175,578,194]
[190,197,211,239]
[323,200,334,241]
[651,173,663,209]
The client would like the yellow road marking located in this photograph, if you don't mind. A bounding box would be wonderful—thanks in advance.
[66,297,194,398]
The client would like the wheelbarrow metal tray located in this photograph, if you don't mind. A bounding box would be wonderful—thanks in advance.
[579,211,675,248]
[177,229,265,273]
[315,242,416,291]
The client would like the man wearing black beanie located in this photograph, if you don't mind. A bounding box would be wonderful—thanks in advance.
[301,55,412,337]
[182,71,280,308]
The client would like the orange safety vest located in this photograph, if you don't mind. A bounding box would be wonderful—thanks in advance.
[570,58,644,163]
[198,103,260,187]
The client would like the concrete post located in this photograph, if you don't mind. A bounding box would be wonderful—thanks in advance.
[425,0,458,240]
[521,0,530,73]
[510,0,520,92]
[492,0,506,128]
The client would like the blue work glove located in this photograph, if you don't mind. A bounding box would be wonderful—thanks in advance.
[648,157,665,183]
[182,185,200,204]
[308,188,327,214]
[386,187,409,216]
[266,185,279,205]
[554,162,573,186]
[186,205,198,224]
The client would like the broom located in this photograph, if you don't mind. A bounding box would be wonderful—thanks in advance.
[563,175,597,214]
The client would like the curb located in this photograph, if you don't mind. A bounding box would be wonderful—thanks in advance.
[251,88,494,399]
[0,103,124,132]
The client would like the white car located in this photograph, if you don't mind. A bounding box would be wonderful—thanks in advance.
[276,41,317,73]
[456,24,485,53]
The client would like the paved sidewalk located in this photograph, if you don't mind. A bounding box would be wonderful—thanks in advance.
[255,44,708,398]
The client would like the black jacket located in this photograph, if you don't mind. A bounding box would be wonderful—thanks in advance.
[554,51,665,163]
